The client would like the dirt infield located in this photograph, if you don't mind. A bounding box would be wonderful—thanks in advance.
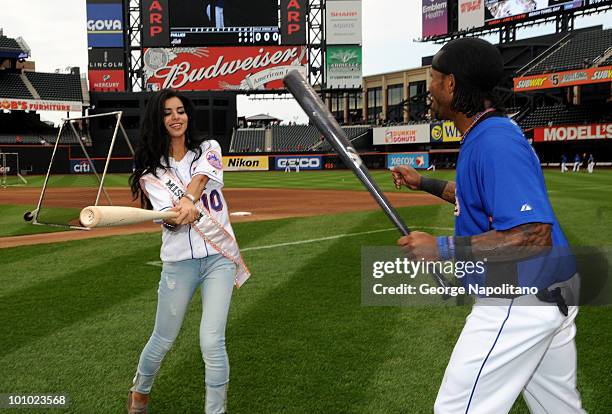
[0,187,443,248]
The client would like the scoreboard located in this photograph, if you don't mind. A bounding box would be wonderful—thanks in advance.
[169,0,279,46]
[142,0,307,47]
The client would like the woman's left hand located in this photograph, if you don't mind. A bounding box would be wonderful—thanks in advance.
[174,196,201,224]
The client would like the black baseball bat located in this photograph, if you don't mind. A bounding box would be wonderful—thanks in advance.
[283,70,450,291]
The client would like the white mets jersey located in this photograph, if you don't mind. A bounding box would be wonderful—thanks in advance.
[141,140,234,262]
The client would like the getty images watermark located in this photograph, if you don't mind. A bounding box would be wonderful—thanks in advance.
[371,257,538,297]
[361,246,612,306]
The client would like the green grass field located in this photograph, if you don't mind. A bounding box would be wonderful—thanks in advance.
[0,170,610,413]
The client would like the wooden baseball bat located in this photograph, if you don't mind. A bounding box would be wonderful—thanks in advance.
[79,206,178,228]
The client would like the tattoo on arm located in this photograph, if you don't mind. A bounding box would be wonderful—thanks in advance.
[441,182,456,204]
[470,223,552,261]
[420,178,456,204]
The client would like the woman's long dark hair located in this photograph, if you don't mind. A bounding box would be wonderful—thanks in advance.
[129,89,203,208]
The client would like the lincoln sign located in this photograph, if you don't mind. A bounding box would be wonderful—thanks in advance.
[533,123,612,142]
[143,46,308,91]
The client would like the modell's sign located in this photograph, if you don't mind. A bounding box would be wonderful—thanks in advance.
[514,66,612,92]
[534,123,612,142]
[143,46,308,91]
[0,98,82,112]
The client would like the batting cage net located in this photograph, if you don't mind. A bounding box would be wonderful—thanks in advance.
[29,112,135,229]
[0,152,28,187]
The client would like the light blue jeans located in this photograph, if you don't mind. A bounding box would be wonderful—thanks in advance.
[131,254,235,401]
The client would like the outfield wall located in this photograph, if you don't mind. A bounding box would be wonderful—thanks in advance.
[2,144,609,176]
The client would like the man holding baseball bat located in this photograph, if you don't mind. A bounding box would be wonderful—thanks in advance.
[392,38,584,413]
[126,89,248,414]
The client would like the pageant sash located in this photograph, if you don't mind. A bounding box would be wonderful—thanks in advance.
[141,171,251,288]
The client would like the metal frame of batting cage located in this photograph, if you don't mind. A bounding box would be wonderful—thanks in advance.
[26,111,135,230]
[0,152,28,187]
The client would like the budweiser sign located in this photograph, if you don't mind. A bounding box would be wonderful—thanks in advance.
[144,46,308,91]
[533,123,612,142]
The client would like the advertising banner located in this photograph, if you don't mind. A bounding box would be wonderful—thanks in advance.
[86,0,124,47]
[88,48,125,70]
[70,159,94,174]
[274,156,322,170]
[326,0,362,44]
[422,0,448,37]
[88,70,126,92]
[223,156,269,171]
[533,123,612,142]
[281,0,307,45]
[458,0,485,30]
[441,121,462,142]
[486,0,583,27]
[387,153,429,169]
[143,46,308,91]
[141,0,170,47]
[514,66,612,91]
[373,124,430,145]
[0,98,82,112]
[326,46,362,89]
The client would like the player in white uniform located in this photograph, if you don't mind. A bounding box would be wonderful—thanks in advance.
[127,89,248,414]
[393,39,584,414]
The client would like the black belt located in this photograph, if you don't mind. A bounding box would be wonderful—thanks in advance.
[486,262,569,316]
[536,287,569,316]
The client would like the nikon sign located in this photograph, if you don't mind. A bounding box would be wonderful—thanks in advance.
[223,156,269,171]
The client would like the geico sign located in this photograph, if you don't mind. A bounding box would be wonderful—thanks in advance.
[73,161,92,173]
[538,124,612,141]
[87,19,122,31]
[278,158,320,168]
[0,166,10,173]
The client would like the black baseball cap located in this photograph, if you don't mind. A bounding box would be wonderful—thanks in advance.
[431,38,504,91]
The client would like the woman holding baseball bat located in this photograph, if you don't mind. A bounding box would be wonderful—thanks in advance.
[127,89,249,414]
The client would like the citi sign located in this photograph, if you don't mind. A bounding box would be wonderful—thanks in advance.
[71,160,93,174]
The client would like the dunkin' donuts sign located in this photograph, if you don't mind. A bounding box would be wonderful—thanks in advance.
[143,46,308,91]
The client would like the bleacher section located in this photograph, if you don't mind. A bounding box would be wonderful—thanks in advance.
[0,34,22,52]
[523,28,612,75]
[519,102,612,129]
[271,125,322,151]
[231,128,266,152]
[25,72,83,101]
[0,72,33,99]
[318,125,372,152]
[230,125,373,153]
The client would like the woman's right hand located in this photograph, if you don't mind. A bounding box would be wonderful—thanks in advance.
[391,165,422,191]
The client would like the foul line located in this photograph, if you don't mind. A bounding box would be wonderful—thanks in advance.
[145,225,453,267]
